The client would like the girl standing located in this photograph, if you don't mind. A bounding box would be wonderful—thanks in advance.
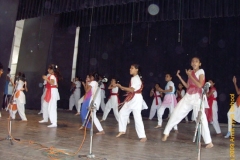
[206,80,222,135]
[162,57,213,149]
[38,74,50,114]
[116,64,147,142]
[176,83,189,122]
[224,76,240,138]
[39,64,62,128]
[101,78,120,122]
[69,77,81,114]
[13,72,28,121]
[99,75,106,112]
[148,83,162,120]
[155,74,178,132]
[88,73,105,135]
[79,74,92,129]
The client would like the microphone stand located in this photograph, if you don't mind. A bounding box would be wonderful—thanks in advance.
[0,79,20,145]
[193,86,208,160]
[79,80,103,159]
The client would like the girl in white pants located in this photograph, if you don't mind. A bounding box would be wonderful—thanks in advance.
[38,74,50,114]
[12,74,28,121]
[155,74,178,131]
[149,83,162,120]
[99,76,106,112]
[116,64,147,142]
[206,80,222,135]
[69,77,81,114]
[225,76,240,138]
[162,57,213,149]
[101,78,119,122]
[88,72,105,135]
[176,83,190,122]
[39,64,61,128]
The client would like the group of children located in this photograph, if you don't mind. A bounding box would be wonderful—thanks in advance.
[77,57,239,147]
[3,56,237,148]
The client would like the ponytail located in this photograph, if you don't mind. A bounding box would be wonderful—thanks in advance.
[48,64,63,81]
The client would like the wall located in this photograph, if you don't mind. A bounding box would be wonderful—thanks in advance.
[17,15,55,109]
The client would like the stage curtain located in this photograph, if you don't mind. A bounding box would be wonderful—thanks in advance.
[17,0,240,27]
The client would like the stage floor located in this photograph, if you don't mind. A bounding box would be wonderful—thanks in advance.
[0,109,239,160]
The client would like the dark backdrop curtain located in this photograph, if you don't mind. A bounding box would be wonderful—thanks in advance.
[76,17,240,123]
[17,0,240,26]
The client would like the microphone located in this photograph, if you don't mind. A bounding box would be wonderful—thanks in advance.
[100,78,108,83]
[203,82,211,93]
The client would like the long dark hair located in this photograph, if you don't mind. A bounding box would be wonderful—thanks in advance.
[15,72,26,82]
[48,64,63,80]
[153,83,160,92]
[131,64,142,78]
[91,72,99,81]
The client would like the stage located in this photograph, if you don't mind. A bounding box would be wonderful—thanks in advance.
[0,109,239,160]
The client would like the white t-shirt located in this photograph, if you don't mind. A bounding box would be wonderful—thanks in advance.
[176,89,185,98]
[43,74,51,85]
[212,90,217,98]
[194,69,205,80]
[50,75,57,86]
[165,81,175,94]
[89,81,101,110]
[131,75,141,91]
[75,81,81,88]
[112,87,119,93]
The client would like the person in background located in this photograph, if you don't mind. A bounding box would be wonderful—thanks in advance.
[2,68,14,110]
[69,77,81,115]
[148,83,162,120]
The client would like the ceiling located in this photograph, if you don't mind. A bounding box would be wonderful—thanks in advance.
[16,0,240,27]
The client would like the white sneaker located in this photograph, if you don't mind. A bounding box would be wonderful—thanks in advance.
[47,124,57,128]
[39,120,47,123]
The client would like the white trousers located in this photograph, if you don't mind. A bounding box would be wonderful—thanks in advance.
[227,102,240,132]
[92,109,103,131]
[69,90,81,111]
[42,99,57,125]
[102,97,119,122]
[149,101,161,120]
[16,100,27,120]
[100,97,106,112]
[211,101,221,134]
[163,93,212,144]
[119,102,146,138]
[157,105,177,130]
